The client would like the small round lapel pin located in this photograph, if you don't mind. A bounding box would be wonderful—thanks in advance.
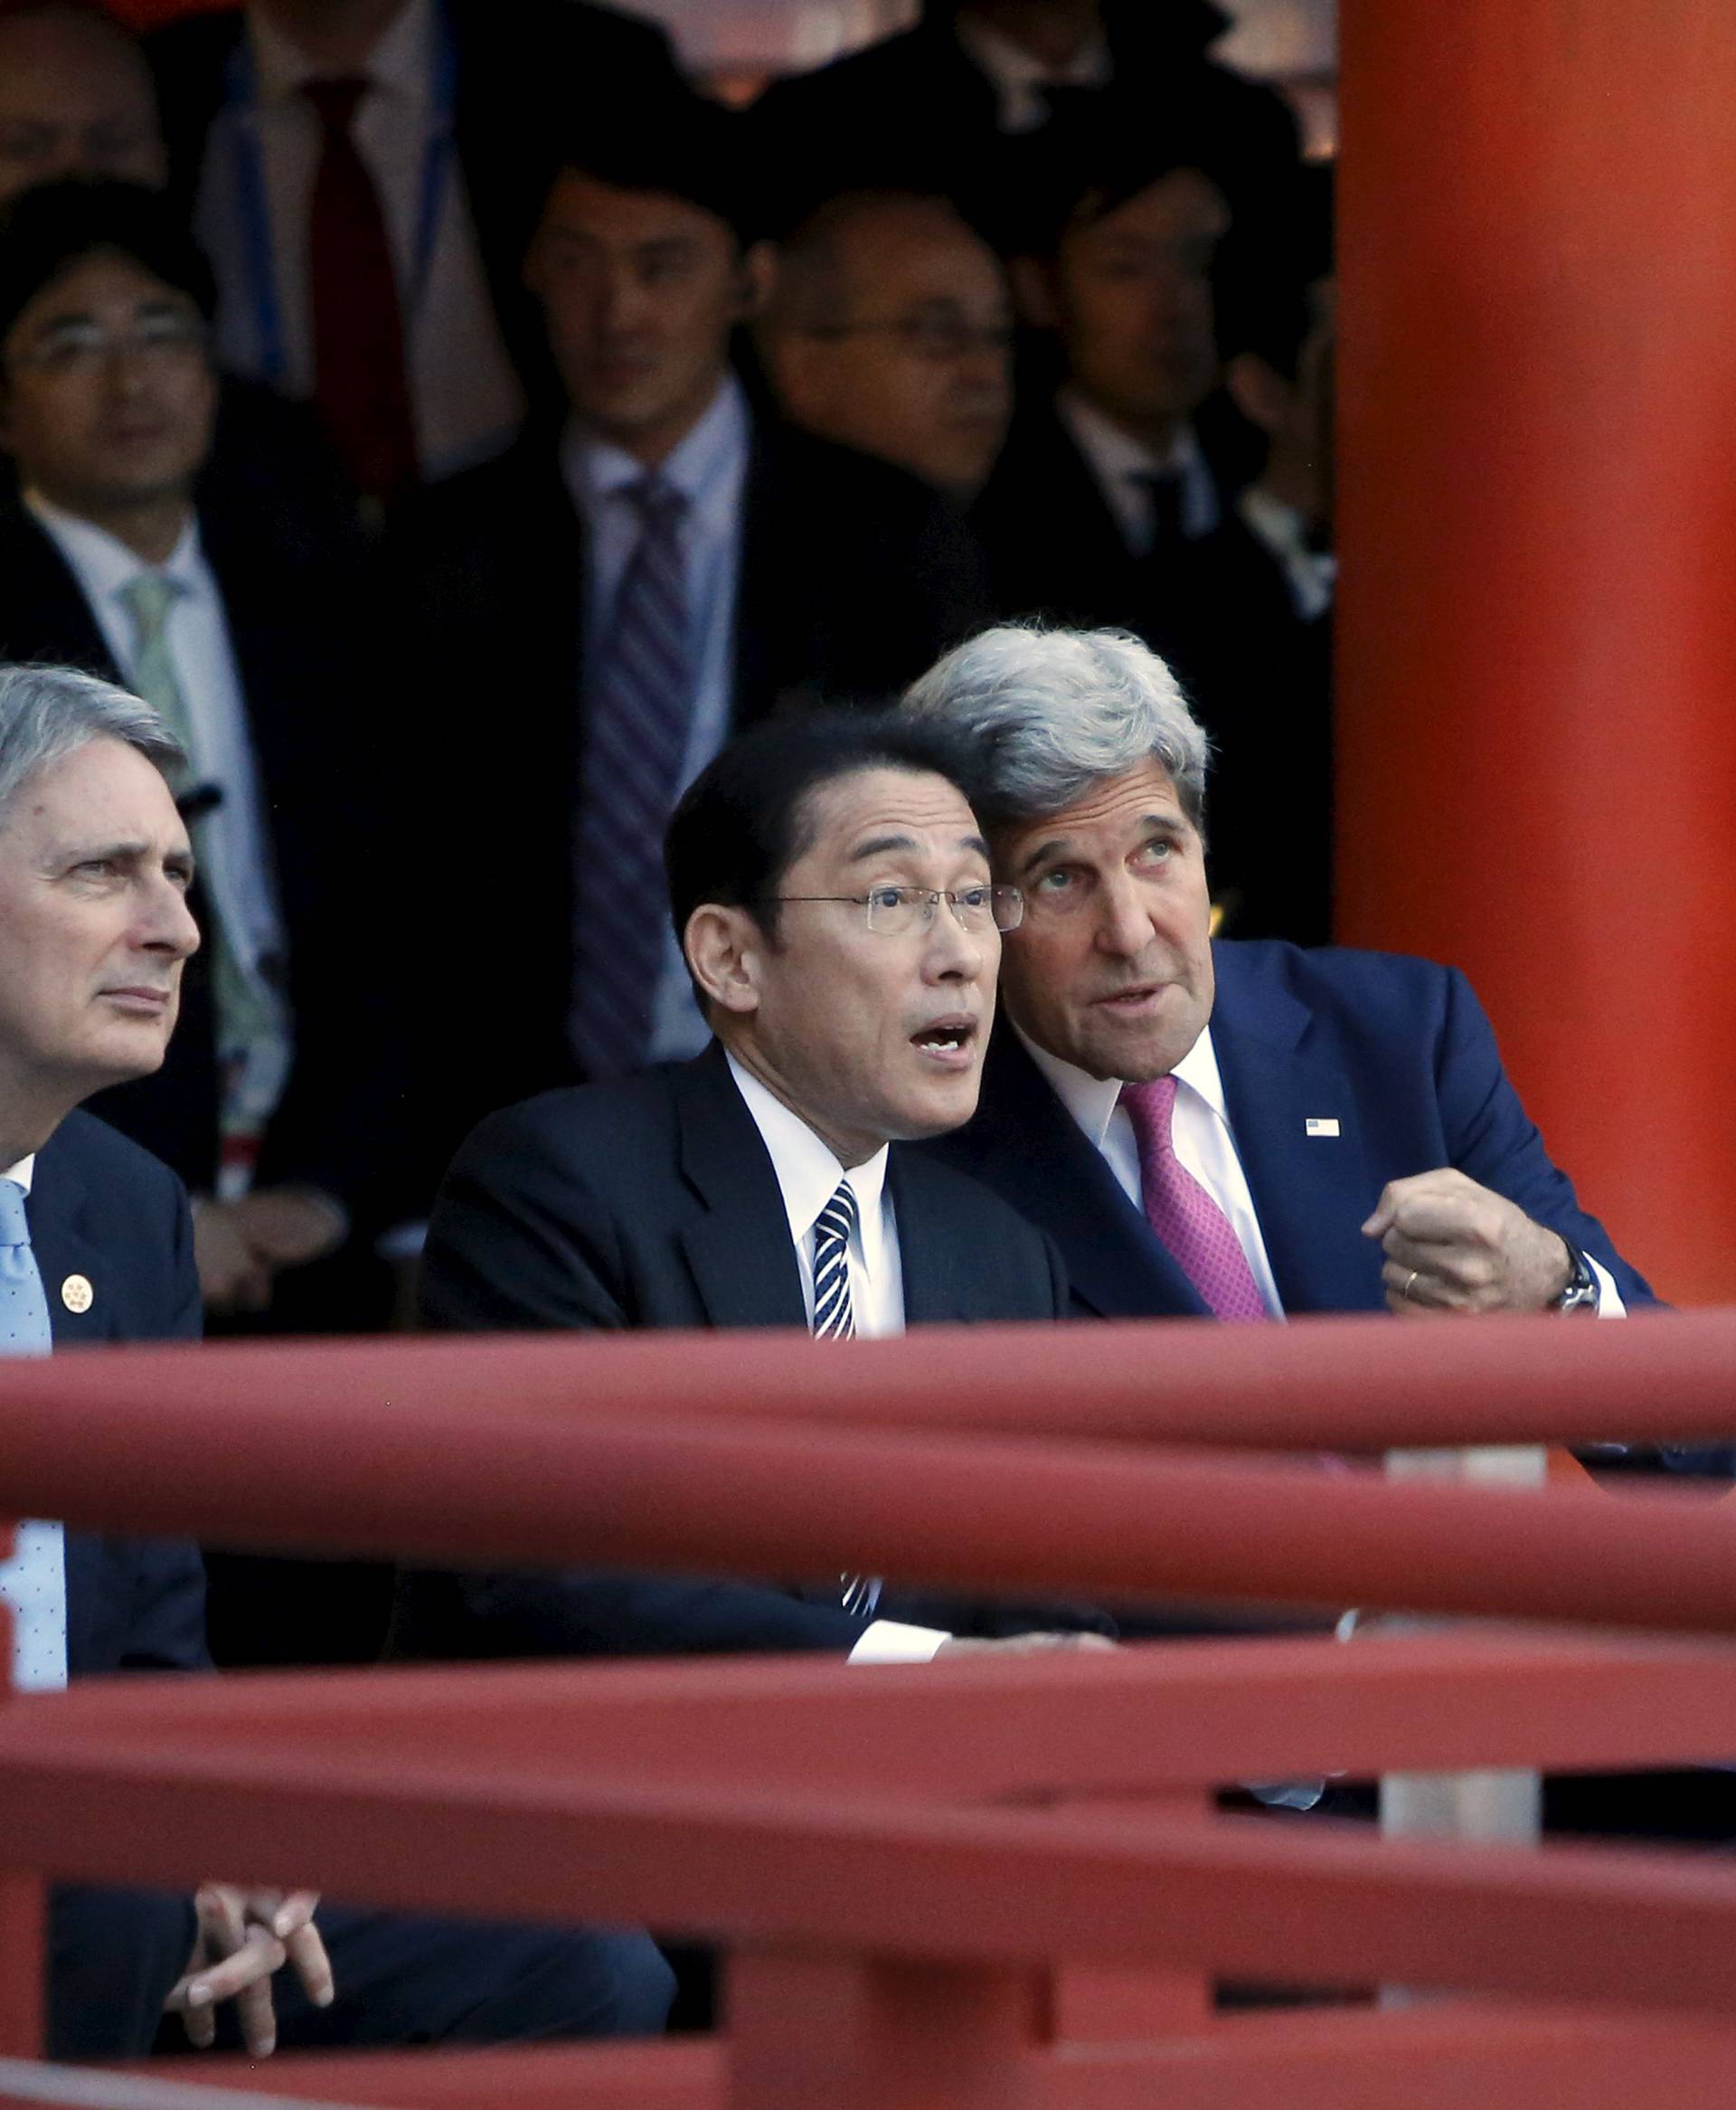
[60,1274,93,1315]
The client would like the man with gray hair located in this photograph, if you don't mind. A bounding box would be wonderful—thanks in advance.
[908,625,1653,1321]
[0,663,675,2058]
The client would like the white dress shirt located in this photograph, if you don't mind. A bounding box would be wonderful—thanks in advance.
[564,375,750,1064]
[1238,484,1336,622]
[24,495,291,1068]
[195,0,524,479]
[1023,1025,1625,1317]
[1056,387,1221,549]
[0,1154,65,1695]
[954,18,1113,132]
[724,1055,944,1662]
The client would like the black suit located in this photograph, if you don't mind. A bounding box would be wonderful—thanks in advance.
[147,1,687,418]
[972,399,1332,942]
[0,500,389,1220]
[382,413,992,1184]
[746,1,1300,237]
[404,1045,1093,1661]
[28,1113,673,2058]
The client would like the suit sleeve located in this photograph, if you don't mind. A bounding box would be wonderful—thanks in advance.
[419,1108,633,1332]
[1436,967,1657,1307]
[113,1165,211,1674]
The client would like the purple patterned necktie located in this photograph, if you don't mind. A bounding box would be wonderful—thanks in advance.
[1119,1075,1269,1321]
[569,472,693,1079]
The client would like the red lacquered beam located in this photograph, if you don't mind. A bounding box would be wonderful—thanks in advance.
[5,1742,1736,2016]
[0,1307,1733,1457]
[24,1634,1736,1800]
[0,1378,1733,1630]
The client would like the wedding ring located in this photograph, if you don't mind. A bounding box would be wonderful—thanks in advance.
[1403,1269,1420,1301]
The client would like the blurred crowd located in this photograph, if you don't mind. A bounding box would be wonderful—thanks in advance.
[0,0,1334,1360]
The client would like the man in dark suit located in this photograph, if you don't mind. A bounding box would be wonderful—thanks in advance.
[746,0,1300,239]
[973,114,1327,941]
[0,659,675,2058]
[906,625,1654,1322]
[0,180,390,1328]
[410,711,1106,1665]
[383,103,991,1186]
[146,0,689,493]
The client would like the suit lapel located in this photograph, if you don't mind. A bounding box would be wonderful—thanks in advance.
[975,1033,1208,1319]
[0,508,126,680]
[888,1150,978,1324]
[1210,945,1386,1314]
[29,1143,116,1352]
[673,1048,809,1329]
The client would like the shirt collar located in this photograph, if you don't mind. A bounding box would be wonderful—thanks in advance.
[724,1050,893,1283]
[955,18,1112,98]
[1,1158,34,1197]
[1015,1018,1227,1148]
[23,490,207,605]
[562,373,748,514]
[248,0,430,105]
[1056,385,1203,487]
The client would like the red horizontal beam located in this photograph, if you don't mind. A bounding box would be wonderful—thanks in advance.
[5,1732,1736,2013]
[4,1313,1736,1452]
[29,1633,1736,1797]
[137,2010,1736,2110]
[0,1360,1732,1627]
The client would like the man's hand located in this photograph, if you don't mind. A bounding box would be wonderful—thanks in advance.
[935,1632,1117,1657]
[164,1885,333,2057]
[1362,1169,1574,1315]
[193,1188,347,1314]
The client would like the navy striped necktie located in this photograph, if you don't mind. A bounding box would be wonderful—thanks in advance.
[569,472,693,1079]
[811,1181,878,1614]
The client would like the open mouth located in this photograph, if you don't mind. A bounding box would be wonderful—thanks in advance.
[910,1018,978,1062]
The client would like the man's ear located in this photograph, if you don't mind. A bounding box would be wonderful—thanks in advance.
[734,240,777,324]
[1225,352,1291,440]
[685,903,765,1016]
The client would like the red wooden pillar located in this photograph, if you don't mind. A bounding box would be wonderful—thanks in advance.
[1335,3,1736,1303]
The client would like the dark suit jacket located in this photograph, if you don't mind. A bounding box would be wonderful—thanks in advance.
[972,397,1332,943]
[0,500,387,1216]
[402,1044,1087,1659]
[925,940,1656,1321]
[381,412,992,1182]
[147,0,686,412]
[746,2,1301,237]
[25,1112,210,1678]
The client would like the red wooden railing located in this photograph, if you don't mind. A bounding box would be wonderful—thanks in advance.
[0,1316,1733,2105]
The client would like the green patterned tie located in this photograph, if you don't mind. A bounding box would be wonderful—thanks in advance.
[118,573,287,1185]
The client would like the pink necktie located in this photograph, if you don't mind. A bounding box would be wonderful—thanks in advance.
[1119,1075,1269,1321]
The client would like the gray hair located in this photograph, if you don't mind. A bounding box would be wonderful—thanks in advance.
[0,664,184,823]
[903,623,1212,830]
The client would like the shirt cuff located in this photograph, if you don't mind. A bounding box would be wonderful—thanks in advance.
[1589,1256,1626,1317]
[847,1619,951,1664]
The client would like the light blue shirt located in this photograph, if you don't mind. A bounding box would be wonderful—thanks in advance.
[561,374,750,1060]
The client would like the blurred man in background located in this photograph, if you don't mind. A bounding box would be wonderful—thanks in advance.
[758,190,1013,506]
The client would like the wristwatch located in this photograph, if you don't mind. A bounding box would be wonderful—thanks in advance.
[1552,1242,1599,1315]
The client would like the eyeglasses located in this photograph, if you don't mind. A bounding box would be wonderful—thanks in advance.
[799,317,1014,362]
[763,885,1024,935]
[10,312,209,376]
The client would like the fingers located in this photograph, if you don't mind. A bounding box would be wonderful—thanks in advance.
[165,1924,287,2057]
[285,1919,335,2011]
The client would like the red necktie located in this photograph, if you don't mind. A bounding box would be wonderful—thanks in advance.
[1119,1075,1269,1321]
[303,76,419,498]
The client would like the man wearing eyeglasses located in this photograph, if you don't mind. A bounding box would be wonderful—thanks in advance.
[757,191,1014,505]
[0,178,386,1337]
[410,709,1109,1665]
